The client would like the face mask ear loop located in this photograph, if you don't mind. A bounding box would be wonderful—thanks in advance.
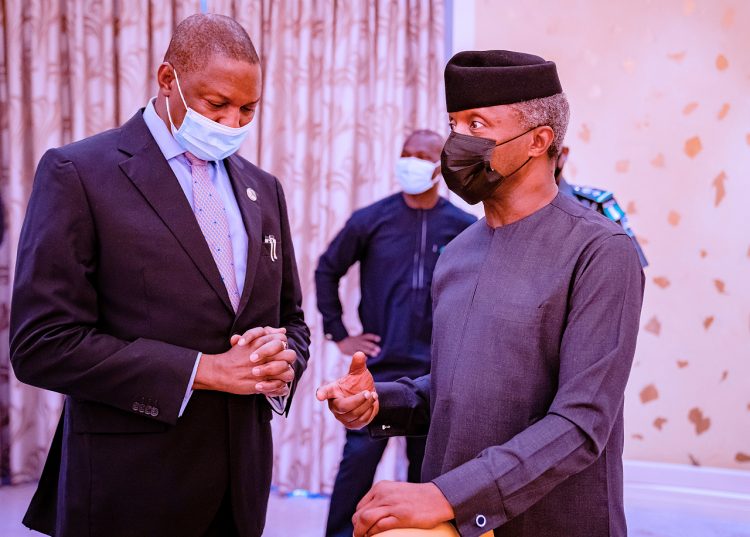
[489,127,536,172]
[169,65,189,111]
[165,64,189,134]
[494,126,536,147]
[506,156,533,179]
[165,92,176,132]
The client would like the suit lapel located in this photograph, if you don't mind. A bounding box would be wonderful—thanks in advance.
[117,112,234,314]
[225,154,263,319]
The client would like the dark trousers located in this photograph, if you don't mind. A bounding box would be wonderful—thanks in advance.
[203,489,240,537]
[325,428,427,537]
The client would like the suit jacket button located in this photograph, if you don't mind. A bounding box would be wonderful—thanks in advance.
[145,405,152,414]
[132,402,139,412]
[476,514,487,528]
[151,408,159,417]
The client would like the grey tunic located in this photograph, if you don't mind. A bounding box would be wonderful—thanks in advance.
[370,192,645,537]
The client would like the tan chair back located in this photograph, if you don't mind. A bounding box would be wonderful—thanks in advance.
[379,522,492,536]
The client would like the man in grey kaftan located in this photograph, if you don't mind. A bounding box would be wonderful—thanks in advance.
[370,191,644,535]
[317,50,645,537]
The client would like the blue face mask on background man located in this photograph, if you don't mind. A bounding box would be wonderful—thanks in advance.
[395,156,440,195]
[166,65,252,161]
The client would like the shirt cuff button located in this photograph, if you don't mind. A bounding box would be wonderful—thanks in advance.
[476,514,487,528]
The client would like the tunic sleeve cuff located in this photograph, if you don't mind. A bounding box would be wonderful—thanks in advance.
[368,381,412,438]
[432,458,508,537]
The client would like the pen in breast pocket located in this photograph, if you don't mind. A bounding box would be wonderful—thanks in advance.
[264,235,277,262]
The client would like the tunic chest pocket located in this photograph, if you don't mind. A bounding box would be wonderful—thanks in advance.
[492,302,545,324]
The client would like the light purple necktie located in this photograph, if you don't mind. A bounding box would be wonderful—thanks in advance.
[184,151,241,312]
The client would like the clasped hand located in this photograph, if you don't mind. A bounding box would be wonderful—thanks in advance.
[194,326,295,397]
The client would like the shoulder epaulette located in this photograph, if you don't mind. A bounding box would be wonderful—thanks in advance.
[571,185,614,204]
[572,184,627,224]
[569,183,649,267]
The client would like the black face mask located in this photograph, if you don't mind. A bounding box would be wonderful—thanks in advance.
[441,129,534,205]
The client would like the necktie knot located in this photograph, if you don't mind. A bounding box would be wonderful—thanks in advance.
[184,151,208,167]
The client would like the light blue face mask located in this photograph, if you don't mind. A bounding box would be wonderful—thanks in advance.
[395,156,440,194]
[165,66,252,161]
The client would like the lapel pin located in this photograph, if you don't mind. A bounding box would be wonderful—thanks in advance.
[246,188,257,202]
[264,235,278,262]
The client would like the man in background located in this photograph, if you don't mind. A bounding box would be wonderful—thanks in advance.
[11,14,309,537]
[315,129,476,537]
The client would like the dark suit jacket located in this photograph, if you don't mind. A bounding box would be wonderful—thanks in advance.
[10,111,310,537]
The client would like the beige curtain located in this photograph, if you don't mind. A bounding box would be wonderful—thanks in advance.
[245,0,446,494]
[0,0,199,485]
[0,0,445,491]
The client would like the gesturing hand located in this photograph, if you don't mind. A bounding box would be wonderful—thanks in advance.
[316,352,379,429]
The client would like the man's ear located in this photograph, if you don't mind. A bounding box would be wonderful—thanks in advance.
[156,63,175,96]
[528,126,554,158]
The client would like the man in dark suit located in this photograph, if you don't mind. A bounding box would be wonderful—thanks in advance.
[10,14,310,537]
[317,50,644,537]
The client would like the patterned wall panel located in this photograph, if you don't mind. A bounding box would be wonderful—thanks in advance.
[470,0,749,469]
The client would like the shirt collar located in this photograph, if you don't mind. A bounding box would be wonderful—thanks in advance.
[142,98,186,162]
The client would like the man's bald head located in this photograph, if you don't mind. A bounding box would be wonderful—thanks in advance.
[164,14,259,74]
[402,129,444,162]
[405,130,443,149]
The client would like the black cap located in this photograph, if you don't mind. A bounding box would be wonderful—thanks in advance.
[444,50,562,112]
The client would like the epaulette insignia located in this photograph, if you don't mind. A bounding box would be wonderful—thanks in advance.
[602,198,625,223]
[572,185,614,204]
